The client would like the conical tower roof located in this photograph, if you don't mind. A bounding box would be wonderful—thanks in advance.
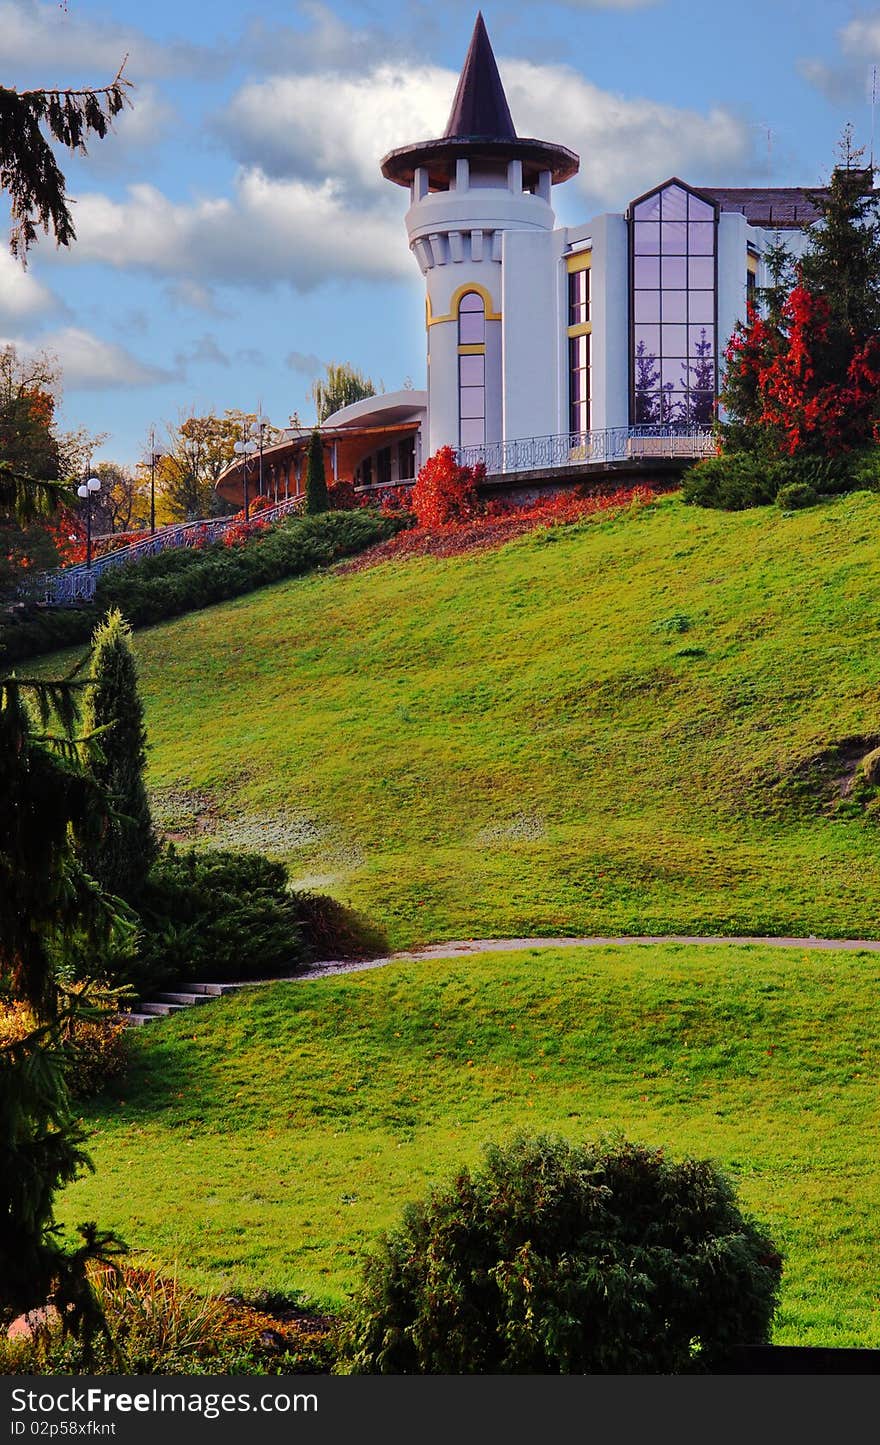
[443,12,516,141]
[380,12,578,190]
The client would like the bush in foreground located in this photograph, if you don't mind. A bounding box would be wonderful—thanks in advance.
[342,1134,782,1374]
[682,451,859,511]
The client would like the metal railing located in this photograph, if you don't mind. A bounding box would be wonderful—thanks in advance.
[458,425,714,475]
[24,494,306,606]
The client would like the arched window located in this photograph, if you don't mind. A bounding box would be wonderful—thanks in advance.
[458,292,486,448]
[629,180,717,426]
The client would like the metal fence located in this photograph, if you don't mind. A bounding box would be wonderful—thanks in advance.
[458,425,715,475]
[24,495,306,606]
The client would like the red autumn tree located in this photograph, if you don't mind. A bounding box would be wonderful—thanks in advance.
[720,133,880,459]
[410,445,485,527]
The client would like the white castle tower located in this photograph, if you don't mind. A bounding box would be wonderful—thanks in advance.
[381,13,579,456]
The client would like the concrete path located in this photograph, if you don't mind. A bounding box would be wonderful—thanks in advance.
[298,932,880,981]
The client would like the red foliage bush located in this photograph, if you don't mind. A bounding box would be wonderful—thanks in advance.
[410,446,485,527]
[327,479,361,511]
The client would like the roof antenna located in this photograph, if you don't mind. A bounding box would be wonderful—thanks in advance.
[871,65,877,170]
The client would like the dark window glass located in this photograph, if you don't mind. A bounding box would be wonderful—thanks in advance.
[458,292,485,344]
[569,331,590,434]
[361,454,373,487]
[397,436,416,480]
[568,267,590,326]
[634,221,660,253]
[376,447,392,486]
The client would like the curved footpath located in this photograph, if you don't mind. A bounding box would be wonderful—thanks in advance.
[296,932,880,982]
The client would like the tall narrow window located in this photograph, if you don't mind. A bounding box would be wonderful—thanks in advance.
[458,291,486,448]
[629,182,717,425]
[567,252,591,435]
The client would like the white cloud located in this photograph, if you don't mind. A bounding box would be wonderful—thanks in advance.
[0,250,60,325]
[219,56,755,211]
[504,59,754,202]
[48,173,410,290]
[800,15,880,107]
[218,64,450,193]
[0,326,172,390]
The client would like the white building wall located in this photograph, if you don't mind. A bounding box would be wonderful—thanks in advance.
[717,211,748,380]
[501,229,562,442]
[588,214,630,431]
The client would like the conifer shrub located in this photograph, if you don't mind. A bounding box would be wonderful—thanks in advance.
[343,1134,782,1374]
[134,847,310,989]
[682,452,854,511]
[304,430,329,515]
[82,609,156,902]
[777,482,818,510]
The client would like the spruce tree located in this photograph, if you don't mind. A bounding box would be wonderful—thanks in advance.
[304,428,329,514]
[801,129,880,341]
[82,609,156,902]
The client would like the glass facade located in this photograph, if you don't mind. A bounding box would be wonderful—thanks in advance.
[458,292,486,447]
[630,182,717,425]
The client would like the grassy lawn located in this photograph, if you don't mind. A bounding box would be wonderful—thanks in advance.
[60,944,880,1345]
[45,488,880,949]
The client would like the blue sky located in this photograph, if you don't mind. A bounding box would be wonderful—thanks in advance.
[0,0,877,466]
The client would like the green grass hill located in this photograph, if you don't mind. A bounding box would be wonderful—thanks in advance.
[94,489,880,945]
[60,943,880,1345]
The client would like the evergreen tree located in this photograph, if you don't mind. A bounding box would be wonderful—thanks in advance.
[304,429,329,514]
[0,64,131,261]
[801,129,880,340]
[0,676,127,1324]
[82,610,156,902]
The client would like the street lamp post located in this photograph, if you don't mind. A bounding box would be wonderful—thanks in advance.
[233,431,257,521]
[76,474,102,570]
[147,430,163,535]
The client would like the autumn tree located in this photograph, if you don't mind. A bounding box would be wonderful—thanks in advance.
[311,362,379,423]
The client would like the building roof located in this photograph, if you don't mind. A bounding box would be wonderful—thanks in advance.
[380,12,579,189]
[699,187,829,229]
[443,12,516,141]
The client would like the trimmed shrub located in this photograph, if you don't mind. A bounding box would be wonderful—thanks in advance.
[134,846,310,990]
[1,511,406,666]
[681,453,779,510]
[849,447,880,491]
[343,1134,782,1374]
[410,446,484,527]
[683,451,855,511]
[777,482,818,510]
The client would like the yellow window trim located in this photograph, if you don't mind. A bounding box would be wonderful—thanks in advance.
[457,343,486,355]
[427,281,501,327]
[566,250,592,274]
[747,252,758,275]
[567,322,592,338]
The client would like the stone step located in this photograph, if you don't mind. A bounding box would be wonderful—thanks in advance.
[138,1000,185,1016]
[153,991,211,1007]
[180,982,226,996]
[123,1012,160,1027]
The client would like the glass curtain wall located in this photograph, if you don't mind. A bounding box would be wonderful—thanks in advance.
[630,182,717,425]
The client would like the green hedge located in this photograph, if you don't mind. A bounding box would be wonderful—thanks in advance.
[1,510,404,665]
[681,450,871,511]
